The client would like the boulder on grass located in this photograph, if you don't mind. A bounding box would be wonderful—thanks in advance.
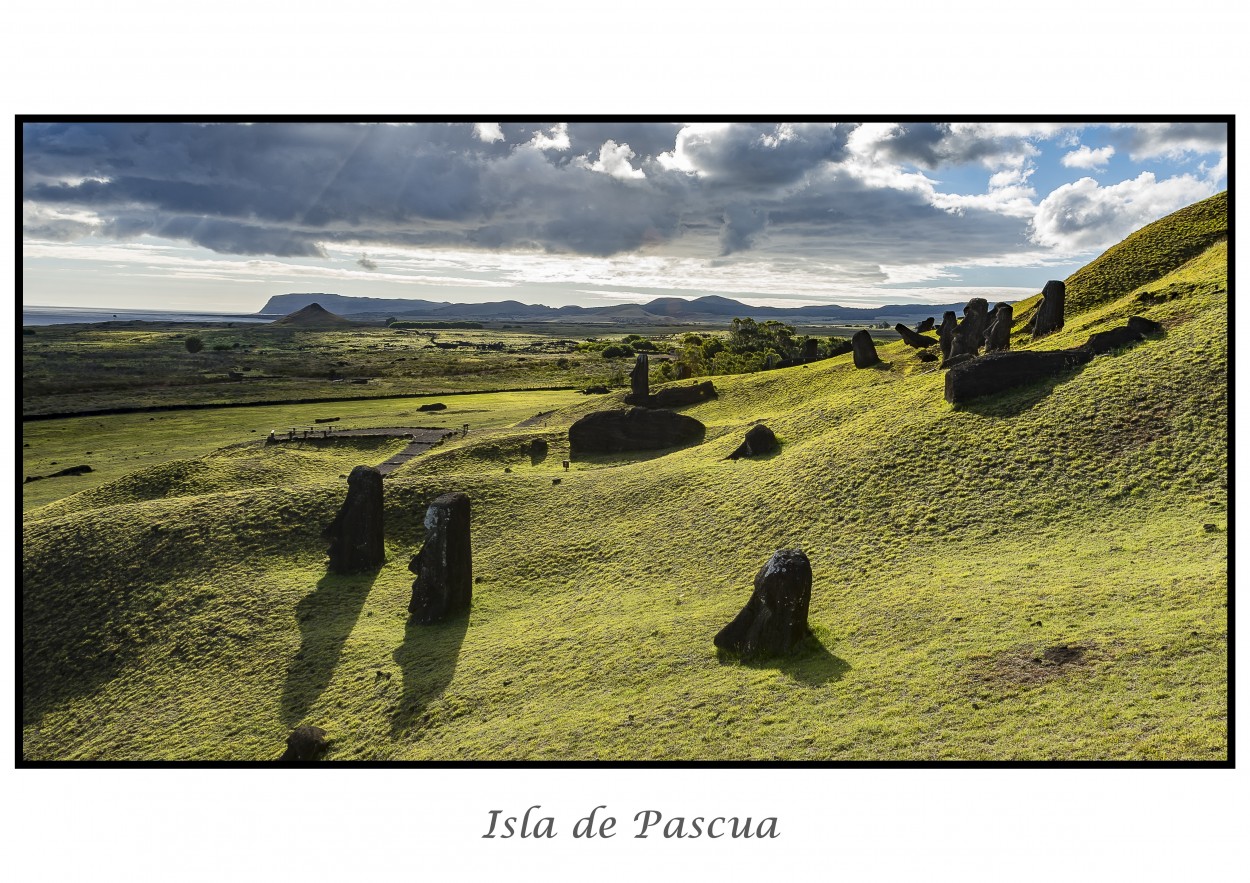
[408,492,473,624]
[280,725,328,761]
[1081,325,1143,356]
[714,549,812,660]
[726,424,778,460]
[569,408,705,454]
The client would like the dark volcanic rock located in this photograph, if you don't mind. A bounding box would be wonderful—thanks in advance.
[915,316,935,333]
[1032,280,1066,338]
[418,402,447,412]
[943,350,1090,404]
[652,380,718,408]
[582,385,610,394]
[916,350,938,363]
[727,424,779,460]
[984,303,1014,353]
[895,323,939,348]
[569,408,705,455]
[1081,325,1143,356]
[528,438,548,464]
[938,311,959,359]
[322,465,385,573]
[48,464,93,478]
[714,549,812,660]
[802,338,820,361]
[626,353,650,404]
[280,725,328,761]
[408,492,473,623]
[1127,315,1164,336]
[851,330,879,368]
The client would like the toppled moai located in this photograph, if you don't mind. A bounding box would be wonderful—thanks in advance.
[1032,280,1065,338]
[894,323,939,348]
[726,424,779,460]
[568,408,705,454]
[408,492,473,624]
[915,316,936,333]
[322,465,385,573]
[651,380,717,408]
[851,330,879,368]
[714,549,812,660]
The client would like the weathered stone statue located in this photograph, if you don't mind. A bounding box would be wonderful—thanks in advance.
[1032,280,1065,338]
[915,316,935,333]
[629,352,650,402]
[322,465,384,573]
[714,549,812,660]
[894,323,939,348]
[726,424,779,460]
[952,298,990,357]
[851,330,879,368]
[938,311,959,360]
[569,408,705,454]
[408,492,473,623]
[984,302,1014,353]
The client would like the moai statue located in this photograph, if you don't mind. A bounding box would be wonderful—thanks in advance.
[408,492,472,624]
[322,465,385,573]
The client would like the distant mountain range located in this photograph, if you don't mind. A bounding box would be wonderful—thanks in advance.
[259,292,975,325]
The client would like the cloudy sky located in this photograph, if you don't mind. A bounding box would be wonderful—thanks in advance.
[21,120,1227,312]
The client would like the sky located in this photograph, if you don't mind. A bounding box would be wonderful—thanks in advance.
[21,120,1228,313]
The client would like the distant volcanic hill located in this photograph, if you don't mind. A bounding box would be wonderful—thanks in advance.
[269,303,355,327]
[259,292,969,325]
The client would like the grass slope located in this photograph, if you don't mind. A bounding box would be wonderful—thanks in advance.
[22,205,1227,761]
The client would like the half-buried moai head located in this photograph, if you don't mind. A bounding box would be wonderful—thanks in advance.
[714,548,813,660]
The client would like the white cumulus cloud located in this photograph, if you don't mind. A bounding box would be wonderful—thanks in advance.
[585,140,645,180]
[1030,172,1216,253]
[473,122,504,143]
[527,122,570,151]
[1061,145,1116,169]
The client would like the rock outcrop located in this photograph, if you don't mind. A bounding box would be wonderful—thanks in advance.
[851,330,879,368]
[323,465,385,573]
[408,492,473,624]
[569,408,705,454]
[727,424,779,460]
[714,549,813,660]
[1032,280,1065,338]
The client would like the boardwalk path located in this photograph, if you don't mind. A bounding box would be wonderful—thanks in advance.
[270,426,457,475]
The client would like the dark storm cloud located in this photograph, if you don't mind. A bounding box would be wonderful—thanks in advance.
[873,123,1040,168]
[21,121,1036,267]
[1110,122,1227,160]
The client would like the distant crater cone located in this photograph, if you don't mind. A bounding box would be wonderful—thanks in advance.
[271,302,354,327]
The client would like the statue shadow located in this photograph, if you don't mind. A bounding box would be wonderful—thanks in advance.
[716,632,851,686]
[280,567,380,726]
[390,611,470,735]
[955,370,1077,418]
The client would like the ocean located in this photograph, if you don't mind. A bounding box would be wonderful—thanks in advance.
[23,305,278,326]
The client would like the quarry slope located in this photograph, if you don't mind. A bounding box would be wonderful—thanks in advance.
[22,203,1228,761]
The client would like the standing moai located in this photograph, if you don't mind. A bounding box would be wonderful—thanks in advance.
[322,465,385,573]
[953,298,990,357]
[938,311,959,360]
[984,302,1014,353]
[629,352,650,403]
[714,549,813,660]
[851,330,879,368]
[802,337,820,361]
[1032,280,1065,338]
[408,492,473,624]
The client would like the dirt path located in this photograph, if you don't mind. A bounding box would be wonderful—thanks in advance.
[267,426,458,475]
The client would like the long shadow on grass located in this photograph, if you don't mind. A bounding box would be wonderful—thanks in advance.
[955,369,1077,418]
[717,632,851,686]
[280,568,380,726]
[391,611,470,735]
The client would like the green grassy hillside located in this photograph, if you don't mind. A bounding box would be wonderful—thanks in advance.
[22,198,1227,761]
